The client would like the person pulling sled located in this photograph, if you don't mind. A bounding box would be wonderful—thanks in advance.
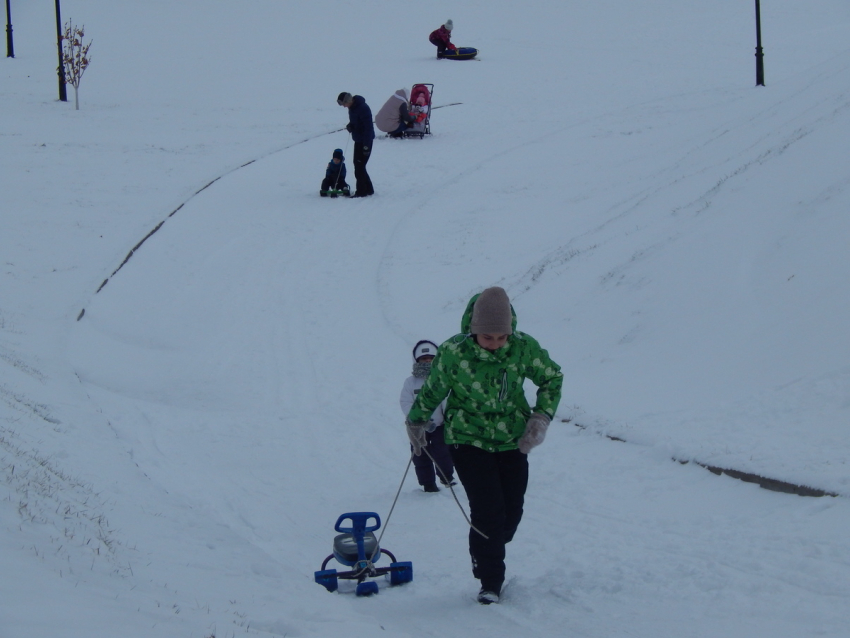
[405,287,563,605]
[337,92,375,198]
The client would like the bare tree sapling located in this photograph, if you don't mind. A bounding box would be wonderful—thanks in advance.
[61,20,92,110]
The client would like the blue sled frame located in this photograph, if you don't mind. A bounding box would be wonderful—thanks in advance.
[314,512,413,596]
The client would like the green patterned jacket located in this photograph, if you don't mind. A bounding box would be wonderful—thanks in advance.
[407,294,563,452]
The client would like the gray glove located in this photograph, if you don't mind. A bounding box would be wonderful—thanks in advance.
[406,419,428,456]
[518,413,550,454]
[425,419,438,433]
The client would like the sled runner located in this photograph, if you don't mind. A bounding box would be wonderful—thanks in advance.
[314,512,413,596]
[441,47,478,61]
[320,186,350,198]
[404,83,434,139]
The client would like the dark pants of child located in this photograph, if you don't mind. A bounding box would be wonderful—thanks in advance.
[450,444,529,594]
[411,425,454,486]
[352,142,374,196]
[321,176,348,191]
[429,34,447,58]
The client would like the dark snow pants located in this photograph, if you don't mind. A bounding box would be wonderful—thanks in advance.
[352,142,374,196]
[321,175,348,191]
[450,444,529,592]
[429,34,447,57]
[411,425,454,486]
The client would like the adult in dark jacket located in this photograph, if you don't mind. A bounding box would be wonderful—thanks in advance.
[337,92,375,198]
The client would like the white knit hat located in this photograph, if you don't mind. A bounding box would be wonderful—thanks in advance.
[413,340,439,361]
[444,19,453,32]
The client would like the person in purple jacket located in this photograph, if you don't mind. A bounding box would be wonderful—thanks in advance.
[429,19,457,59]
[337,92,375,197]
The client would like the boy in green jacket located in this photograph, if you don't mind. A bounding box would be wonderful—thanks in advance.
[406,286,563,604]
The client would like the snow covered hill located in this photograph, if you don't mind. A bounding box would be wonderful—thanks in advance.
[2,1,849,636]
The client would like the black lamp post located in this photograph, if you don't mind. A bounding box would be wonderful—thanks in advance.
[755,0,765,86]
[5,0,13,58]
[54,0,67,100]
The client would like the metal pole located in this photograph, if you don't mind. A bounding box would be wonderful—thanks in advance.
[5,0,13,58]
[755,0,765,86]
[55,0,67,101]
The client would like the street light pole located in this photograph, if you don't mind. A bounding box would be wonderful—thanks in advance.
[5,0,13,58]
[54,0,67,101]
[755,0,765,86]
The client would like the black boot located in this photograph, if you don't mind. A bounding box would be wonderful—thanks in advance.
[423,482,440,493]
[478,580,502,604]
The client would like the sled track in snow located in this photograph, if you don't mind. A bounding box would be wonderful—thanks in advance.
[76,103,464,321]
[567,419,840,498]
[82,134,316,313]
[73,106,841,501]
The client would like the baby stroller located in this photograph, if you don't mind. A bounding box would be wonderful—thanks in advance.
[404,83,434,139]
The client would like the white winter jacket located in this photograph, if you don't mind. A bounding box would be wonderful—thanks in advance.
[400,375,445,427]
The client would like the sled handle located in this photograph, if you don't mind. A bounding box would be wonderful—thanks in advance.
[335,512,381,535]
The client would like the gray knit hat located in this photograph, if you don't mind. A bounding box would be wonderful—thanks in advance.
[470,287,513,335]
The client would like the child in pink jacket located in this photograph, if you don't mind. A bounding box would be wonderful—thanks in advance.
[429,19,457,58]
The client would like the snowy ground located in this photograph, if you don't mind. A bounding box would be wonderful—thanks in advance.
[2,1,850,636]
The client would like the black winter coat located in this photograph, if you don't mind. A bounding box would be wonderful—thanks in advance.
[348,95,376,144]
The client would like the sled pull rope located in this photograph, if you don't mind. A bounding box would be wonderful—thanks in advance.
[360,455,414,571]
[421,447,489,540]
[369,450,487,570]
[332,136,351,192]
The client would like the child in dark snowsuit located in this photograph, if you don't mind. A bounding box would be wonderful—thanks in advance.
[399,340,455,492]
[320,148,350,196]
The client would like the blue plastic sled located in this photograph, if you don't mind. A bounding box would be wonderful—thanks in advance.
[314,512,413,596]
[442,47,478,60]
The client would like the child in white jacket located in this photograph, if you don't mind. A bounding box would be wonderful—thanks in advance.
[399,340,456,492]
